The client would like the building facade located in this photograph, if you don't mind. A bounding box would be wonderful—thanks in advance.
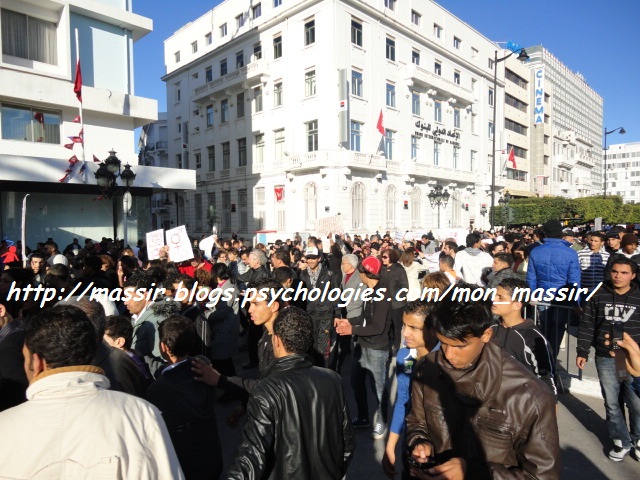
[162,0,524,237]
[606,142,640,204]
[526,46,603,199]
[0,0,194,247]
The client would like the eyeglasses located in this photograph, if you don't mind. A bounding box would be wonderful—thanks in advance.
[381,256,389,259]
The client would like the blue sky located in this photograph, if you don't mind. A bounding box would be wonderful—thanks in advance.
[133,0,640,146]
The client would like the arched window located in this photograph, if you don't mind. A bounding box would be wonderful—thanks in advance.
[304,182,318,229]
[351,182,366,230]
[411,186,421,228]
[385,185,396,229]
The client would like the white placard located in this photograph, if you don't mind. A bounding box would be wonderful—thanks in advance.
[422,252,441,273]
[393,231,405,244]
[199,235,216,258]
[594,217,602,231]
[433,228,468,246]
[146,229,165,260]
[166,225,194,263]
[316,215,344,237]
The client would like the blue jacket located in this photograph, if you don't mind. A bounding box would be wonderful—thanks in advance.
[527,238,580,291]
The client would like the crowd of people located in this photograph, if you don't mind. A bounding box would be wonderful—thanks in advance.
[1,220,640,478]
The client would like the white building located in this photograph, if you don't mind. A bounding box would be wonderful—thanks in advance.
[162,0,537,238]
[526,46,603,199]
[606,142,640,204]
[0,1,194,248]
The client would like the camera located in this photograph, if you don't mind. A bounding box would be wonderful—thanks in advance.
[610,321,624,351]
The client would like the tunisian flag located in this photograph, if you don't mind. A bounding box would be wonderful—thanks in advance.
[507,147,517,169]
[274,186,284,202]
[73,56,82,102]
[376,110,385,135]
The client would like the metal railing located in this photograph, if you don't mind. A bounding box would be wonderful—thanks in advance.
[525,302,583,393]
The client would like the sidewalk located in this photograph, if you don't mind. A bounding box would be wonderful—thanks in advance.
[555,326,602,399]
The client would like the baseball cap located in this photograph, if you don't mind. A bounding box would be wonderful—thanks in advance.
[51,254,69,266]
[606,231,620,239]
[304,246,319,258]
[561,229,575,237]
[361,256,382,275]
[370,242,381,251]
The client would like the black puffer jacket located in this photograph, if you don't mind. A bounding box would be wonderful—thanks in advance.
[225,354,355,480]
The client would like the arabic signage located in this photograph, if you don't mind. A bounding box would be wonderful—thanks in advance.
[414,121,460,146]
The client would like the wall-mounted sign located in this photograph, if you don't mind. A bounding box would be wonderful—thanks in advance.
[414,121,461,146]
[534,67,545,125]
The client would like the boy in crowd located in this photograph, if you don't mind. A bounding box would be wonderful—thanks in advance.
[577,257,640,461]
[383,301,439,478]
[491,278,557,395]
[406,284,560,479]
[147,315,222,479]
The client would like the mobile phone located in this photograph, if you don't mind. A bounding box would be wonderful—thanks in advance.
[407,456,437,470]
[610,321,624,351]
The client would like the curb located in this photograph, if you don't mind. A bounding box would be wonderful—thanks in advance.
[558,372,602,399]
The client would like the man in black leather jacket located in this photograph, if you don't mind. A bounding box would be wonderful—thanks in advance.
[226,307,355,479]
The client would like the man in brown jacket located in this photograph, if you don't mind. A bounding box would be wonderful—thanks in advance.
[405,284,560,479]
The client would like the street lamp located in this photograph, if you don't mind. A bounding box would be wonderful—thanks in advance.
[428,183,450,228]
[498,190,511,230]
[603,127,626,197]
[490,45,529,231]
[94,150,136,243]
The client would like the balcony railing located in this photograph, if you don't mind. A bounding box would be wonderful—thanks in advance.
[193,60,267,103]
[404,64,474,105]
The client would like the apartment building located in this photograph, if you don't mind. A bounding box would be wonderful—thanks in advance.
[526,46,603,198]
[162,0,519,237]
[606,142,640,204]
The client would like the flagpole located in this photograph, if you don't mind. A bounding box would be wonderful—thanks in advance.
[21,194,29,268]
[75,28,86,184]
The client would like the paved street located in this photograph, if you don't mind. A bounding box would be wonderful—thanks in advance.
[216,348,640,479]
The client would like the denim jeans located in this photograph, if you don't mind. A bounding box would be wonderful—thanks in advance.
[537,305,569,360]
[595,355,640,448]
[351,343,389,424]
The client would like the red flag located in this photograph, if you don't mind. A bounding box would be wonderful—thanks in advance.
[73,115,81,123]
[274,186,284,201]
[68,136,83,144]
[64,143,74,150]
[33,112,44,124]
[93,155,101,163]
[508,147,517,169]
[59,174,69,183]
[68,155,79,165]
[376,110,385,135]
[74,57,82,102]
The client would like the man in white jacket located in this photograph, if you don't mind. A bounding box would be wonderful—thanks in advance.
[454,232,493,286]
[0,305,184,479]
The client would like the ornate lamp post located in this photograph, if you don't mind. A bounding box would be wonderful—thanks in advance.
[428,183,450,229]
[498,190,511,230]
[95,150,136,243]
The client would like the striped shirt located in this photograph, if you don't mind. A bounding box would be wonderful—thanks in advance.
[577,247,609,292]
